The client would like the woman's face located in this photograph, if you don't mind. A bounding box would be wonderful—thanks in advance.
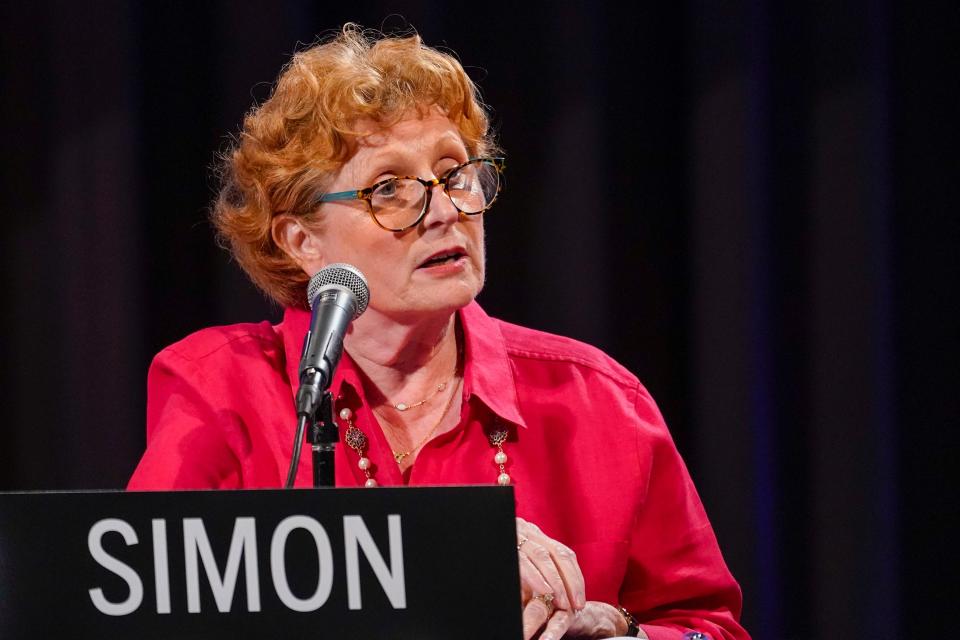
[305,109,486,323]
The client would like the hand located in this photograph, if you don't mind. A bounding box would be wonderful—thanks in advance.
[523,600,635,640]
[515,517,585,639]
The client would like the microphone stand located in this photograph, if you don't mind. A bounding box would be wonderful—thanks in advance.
[310,391,338,487]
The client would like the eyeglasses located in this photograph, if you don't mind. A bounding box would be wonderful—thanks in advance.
[317,157,505,232]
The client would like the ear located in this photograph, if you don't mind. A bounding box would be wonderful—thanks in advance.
[272,214,326,276]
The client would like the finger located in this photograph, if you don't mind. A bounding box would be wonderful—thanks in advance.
[519,539,570,610]
[549,541,586,610]
[518,553,552,604]
[538,609,573,640]
[521,597,552,640]
[517,519,581,610]
[558,601,599,637]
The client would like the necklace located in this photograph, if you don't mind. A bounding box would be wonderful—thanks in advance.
[391,379,451,412]
[338,325,513,486]
[377,377,461,464]
[388,334,460,412]
[339,404,513,487]
[378,334,463,458]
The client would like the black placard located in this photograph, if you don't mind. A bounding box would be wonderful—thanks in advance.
[0,486,521,639]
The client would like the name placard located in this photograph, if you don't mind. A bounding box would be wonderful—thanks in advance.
[0,486,521,639]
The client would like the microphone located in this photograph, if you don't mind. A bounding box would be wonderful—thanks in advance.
[295,263,370,418]
[286,263,368,488]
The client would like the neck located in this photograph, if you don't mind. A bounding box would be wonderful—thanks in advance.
[343,307,461,408]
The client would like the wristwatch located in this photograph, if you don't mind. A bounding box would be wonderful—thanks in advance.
[616,605,641,637]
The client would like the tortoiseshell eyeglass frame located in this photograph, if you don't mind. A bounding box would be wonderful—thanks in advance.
[316,157,506,232]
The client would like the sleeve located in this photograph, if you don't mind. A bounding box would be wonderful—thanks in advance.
[622,384,750,640]
[127,347,243,490]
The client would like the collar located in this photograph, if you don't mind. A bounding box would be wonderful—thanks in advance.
[458,301,527,428]
[277,301,527,429]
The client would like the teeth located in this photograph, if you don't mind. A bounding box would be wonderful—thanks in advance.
[425,252,459,264]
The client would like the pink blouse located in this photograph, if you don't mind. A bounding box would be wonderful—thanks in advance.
[129,301,748,639]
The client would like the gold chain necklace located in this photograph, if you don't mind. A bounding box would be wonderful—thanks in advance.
[386,329,460,412]
[340,403,512,487]
[338,325,515,486]
[391,379,452,412]
[375,376,461,463]
[379,333,463,458]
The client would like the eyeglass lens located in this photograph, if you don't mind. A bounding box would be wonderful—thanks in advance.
[370,160,500,230]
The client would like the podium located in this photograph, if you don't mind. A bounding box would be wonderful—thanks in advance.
[0,486,522,639]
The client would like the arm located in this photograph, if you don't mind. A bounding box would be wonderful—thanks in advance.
[127,347,243,490]
[514,381,747,640]
[620,386,749,640]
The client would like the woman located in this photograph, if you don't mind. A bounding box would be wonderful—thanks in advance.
[129,25,749,640]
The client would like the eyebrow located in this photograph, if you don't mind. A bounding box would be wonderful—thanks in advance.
[359,131,468,182]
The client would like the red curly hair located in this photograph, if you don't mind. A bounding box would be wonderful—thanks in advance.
[212,24,498,309]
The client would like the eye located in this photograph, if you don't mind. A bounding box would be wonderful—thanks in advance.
[447,169,469,190]
[374,179,399,198]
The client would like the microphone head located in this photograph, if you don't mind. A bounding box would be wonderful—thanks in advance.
[307,263,370,318]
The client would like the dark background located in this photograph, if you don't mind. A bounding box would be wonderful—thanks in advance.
[1,2,956,639]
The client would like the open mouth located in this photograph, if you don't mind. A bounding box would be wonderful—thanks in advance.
[418,249,466,269]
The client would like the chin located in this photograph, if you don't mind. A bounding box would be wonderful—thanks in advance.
[400,280,481,321]
[426,285,480,315]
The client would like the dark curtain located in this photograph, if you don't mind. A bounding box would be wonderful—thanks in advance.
[1,2,956,638]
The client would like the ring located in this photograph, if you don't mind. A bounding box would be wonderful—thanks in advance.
[517,536,528,551]
[532,592,555,614]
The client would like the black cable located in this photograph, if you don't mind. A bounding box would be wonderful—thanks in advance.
[285,414,310,488]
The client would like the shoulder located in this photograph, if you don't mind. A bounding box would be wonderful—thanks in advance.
[145,319,290,419]
[154,320,282,366]
[486,313,666,431]
[493,316,638,389]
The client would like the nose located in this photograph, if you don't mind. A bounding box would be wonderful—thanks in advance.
[421,180,461,228]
